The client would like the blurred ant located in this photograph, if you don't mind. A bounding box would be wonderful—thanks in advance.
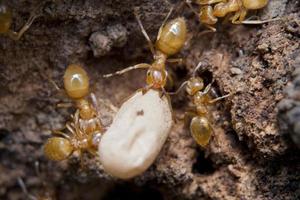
[185,0,278,31]
[44,64,116,161]
[103,7,187,95]
[169,62,231,147]
[0,1,51,40]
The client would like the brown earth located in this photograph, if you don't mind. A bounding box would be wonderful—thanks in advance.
[0,0,299,199]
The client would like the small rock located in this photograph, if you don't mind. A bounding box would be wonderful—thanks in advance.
[107,24,128,48]
[89,32,113,57]
[230,67,242,75]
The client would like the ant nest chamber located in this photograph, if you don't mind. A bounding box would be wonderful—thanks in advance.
[0,0,299,200]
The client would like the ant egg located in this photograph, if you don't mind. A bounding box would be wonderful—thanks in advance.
[98,90,173,179]
[63,64,90,99]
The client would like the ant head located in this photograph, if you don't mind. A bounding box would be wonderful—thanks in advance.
[63,64,90,99]
[242,0,268,9]
[155,17,187,56]
[146,68,167,89]
[44,137,73,161]
[0,3,12,34]
[186,77,204,95]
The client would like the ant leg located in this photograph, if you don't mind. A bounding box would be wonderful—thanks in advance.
[241,17,281,24]
[56,102,73,108]
[90,93,118,113]
[52,129,71,139]
[134,8,156,56]
[160,87,168,98]
[185,0,199,16]
[157,6,174,40]
[208,93,232,104]
[7,15,38,40]
[203,82,213,95]
[167,81,188,95]
[89,93,106,129]
[197,0,226,4]
[140,84,153,95]
[66,123,76,136]
[71,110,83,137]
[237,8,247,23]
[48,78,61,91]
[17,178,38,200]
[192,61,205,77]
[204,24,217,32]
[231,10,242,24]
[7,1,46,40]
[167,58,183,64]
[103,63,151,78]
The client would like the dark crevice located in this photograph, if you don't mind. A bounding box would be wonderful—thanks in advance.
[192,150,216,175]
[102,183,165,200]
[0,128,10,141]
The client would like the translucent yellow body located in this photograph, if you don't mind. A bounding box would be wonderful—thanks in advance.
[199,6,218,25]
[155,17,187,56]
[196,0,269,27]
[213,0,240,18]
[44,64,105,162]
[190,116,212,147]
[0,4,12,34]
[185,76,214,147]
[104,16,187,93]
[63,64,90,99]
[242,0,268,9]
[44,137,73,161]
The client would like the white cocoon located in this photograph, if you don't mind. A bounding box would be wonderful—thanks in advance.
[98,89,173,179]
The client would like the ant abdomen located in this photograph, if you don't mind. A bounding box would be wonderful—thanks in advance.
[242,0,268,10]
[63,64,90,99]
[190,116,212,147]
[44,137,73,161]
[155,17,187,56]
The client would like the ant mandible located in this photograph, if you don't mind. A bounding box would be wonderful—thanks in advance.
[44,64,115,161]
[103,7,187,95]
[170,62,231,147]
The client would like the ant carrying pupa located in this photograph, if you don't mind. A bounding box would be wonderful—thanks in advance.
[98,6,187,179]
[169,61,231,147]
[185,0,278,31]
[44,64,116,162]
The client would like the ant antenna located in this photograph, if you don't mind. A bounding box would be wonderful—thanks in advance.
[134,8,156,56]
[167,81,188,95]
[184,0,200,17]
[192,61,203,77]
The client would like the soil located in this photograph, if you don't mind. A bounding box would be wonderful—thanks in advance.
[0,0,299,200]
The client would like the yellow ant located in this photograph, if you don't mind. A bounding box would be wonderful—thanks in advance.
[43,64,116,161]
[0,1,46,40]
[186,0,277,31]
[169,62,231,147]
[103,7,187,95]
